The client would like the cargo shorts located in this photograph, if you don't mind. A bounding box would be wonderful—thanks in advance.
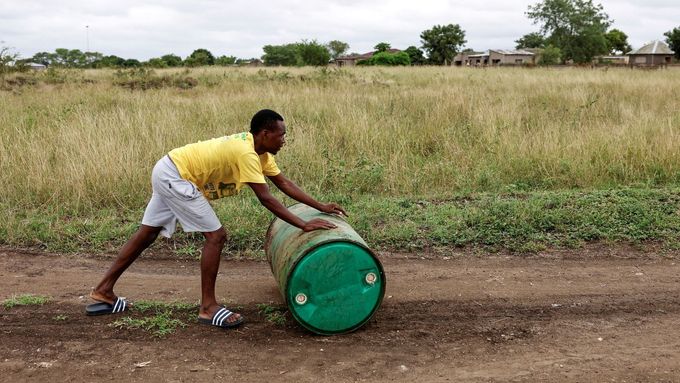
[141,155,221,238]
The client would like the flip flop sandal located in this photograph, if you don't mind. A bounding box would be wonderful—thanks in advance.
[198,307,244,329]
[85,297,130,316]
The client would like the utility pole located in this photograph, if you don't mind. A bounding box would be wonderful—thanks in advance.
[86,25,89,52]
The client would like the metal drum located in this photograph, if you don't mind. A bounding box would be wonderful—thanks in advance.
[264,203,385,335]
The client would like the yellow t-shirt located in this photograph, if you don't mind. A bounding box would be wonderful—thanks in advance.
[168,132,280,200]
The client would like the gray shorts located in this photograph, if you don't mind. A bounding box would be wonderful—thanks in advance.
[141,156,221,238]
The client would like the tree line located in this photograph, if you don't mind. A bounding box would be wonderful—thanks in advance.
[6,0,680,70]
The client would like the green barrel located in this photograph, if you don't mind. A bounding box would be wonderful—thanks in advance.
[264,203,385,335]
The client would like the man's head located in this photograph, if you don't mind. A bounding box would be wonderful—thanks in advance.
[250,109,286,155]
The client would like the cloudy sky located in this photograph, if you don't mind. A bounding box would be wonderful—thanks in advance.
[1,0,678,60]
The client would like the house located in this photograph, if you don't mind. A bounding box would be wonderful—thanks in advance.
[458,49,535,66]
[334,49,401,67]
[597,55,629,65]
[453,51,484,66]
[27,62,47,70]
[628,40,673,67]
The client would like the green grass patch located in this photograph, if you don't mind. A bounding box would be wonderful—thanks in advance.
[2,294,51,309]
[110,311,187,337]
[109,300,196,337]
[1,188,680,255]
[257,303,287,326]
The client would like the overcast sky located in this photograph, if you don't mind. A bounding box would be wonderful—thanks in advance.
[1,0,678,60]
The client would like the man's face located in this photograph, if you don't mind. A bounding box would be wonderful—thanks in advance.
[263,121,286,154]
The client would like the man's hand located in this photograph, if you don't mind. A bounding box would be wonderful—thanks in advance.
[303,218,337,232]
[319,203,348,217]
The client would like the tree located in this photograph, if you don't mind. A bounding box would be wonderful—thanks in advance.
[359,51,410,66]
[538,45,562,64]
[122,58,141,67]
[404,46,426,65]
[374,42,391,53]
[526,0,611,63]
[185,48,215,67]
[327,40,349,59]
[420,24,467,65]
[262,44,299,66]
[664,27,680,60]
[1,44,21,75]
[515,32,546,49]
[161,54,183,67]
[604,29,632,54]
[146,58,167,68]
[98,55,126,68]
[31,52,55,66]
[215,55,237,66]
[297,40,331,66]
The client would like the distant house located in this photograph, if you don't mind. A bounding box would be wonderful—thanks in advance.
[334,49,402,67]
[457,49,535,66]
[27,62,47,70]
[628,41,673,67]
[453,51,484,66]
[597,55,629,65]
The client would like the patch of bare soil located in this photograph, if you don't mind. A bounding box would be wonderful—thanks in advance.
[1,247,680,382]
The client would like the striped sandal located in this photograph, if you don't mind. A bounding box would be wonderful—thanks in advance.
[86,297,130,316]
[198,307,244,329]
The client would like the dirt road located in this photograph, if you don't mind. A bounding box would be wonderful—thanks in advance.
[1,247,680,382]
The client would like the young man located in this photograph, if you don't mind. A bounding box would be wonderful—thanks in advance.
[87,109,346,328]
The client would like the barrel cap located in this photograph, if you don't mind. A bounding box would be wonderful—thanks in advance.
[286,241,384,335]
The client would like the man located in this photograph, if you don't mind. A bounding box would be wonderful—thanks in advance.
[87,109,346,329]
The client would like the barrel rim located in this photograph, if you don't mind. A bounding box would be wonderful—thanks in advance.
[284,239,386,335]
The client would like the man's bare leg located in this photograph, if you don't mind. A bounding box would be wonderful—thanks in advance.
[90,224,162,304]
[198,227,241,323]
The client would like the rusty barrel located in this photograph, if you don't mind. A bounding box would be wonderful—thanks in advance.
[264,203,385,335]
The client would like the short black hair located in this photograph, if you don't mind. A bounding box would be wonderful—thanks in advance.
[250,109,284,134]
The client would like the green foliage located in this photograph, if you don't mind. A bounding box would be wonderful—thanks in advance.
[146,58,167,68]
[515,32,546,49]
[263,41,330,66]
[262,44,299,66]
[52,314,68,321]
[664,27,680,60]
[605,29,632,54]
[538,45,562,65]
[420,24,467,65]
[3,294,50,308]
[327,40,349,59]
[185,48,215,67]
[122,59,141,68]
[98,55,126,68]
[374,42,391,53]
[161,54,183,67]
[111,312,186,337]
[132,300,197,312]
[215,55,237,66]
[358,51,411,66]
[527,0,611,63]
[0,45,20,76]
[404,46,426,65]
[256,303,287,326]
[296,40,331,66]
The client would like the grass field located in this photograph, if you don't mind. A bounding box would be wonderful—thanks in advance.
[1,66,679,254]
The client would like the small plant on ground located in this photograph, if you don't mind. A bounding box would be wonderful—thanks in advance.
[257,302,287,326]
[53,314,68,321]
[111,311,187,337]
[2,294,50,309]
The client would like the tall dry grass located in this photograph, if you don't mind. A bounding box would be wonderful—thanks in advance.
[1,66,679,213]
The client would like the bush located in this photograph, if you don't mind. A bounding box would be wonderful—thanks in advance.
[357,51,411,66]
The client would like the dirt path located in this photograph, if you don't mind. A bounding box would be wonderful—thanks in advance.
[1,247,680,382]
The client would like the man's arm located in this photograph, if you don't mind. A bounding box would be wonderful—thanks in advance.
[248,182,337,231]
[267,173,347,216]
